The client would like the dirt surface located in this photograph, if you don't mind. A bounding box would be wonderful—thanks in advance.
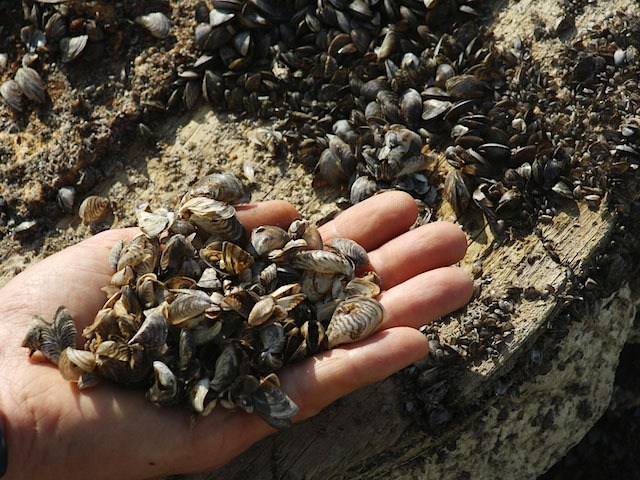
[1,0,640,478]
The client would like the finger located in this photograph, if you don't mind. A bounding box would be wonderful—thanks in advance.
[368,221,468,290]
[378,266,473,329]
[281,327,429,419]
[318,191,418,251]
[236,200,299,231]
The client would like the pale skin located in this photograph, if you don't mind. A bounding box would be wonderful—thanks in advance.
[0,191,472,479]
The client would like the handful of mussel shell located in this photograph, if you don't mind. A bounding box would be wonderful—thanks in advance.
[22,173,384,428]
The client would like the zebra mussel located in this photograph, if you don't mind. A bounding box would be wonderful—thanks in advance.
[23,173,384,428]
[1,2,171,112]
[161,0,617,233]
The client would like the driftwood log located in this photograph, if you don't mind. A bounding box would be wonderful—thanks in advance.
[192,0,638,478]
[168,116,639,480]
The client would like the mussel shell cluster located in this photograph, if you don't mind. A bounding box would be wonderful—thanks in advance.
[0,67,46,112]
[22,173,384,428]
[167,0,493,203]
[1,2,171,112]
[163,0,588,228]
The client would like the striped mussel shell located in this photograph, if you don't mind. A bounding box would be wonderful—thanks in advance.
[178,196,245,243]
[325,296,384,348]
[15,67,46,104]
[116,233,159,275]
[21,306,77,365]
[58,347,97,381]
[44,12,68,41]
[128,308,168,349]
[182,173,248,204]
[251,225,289,256]
[219,241,254,275]
[326,237,369,268]
[78,195,112,224]
[1,80,24,112]
[167,290,217,326]
[291,250,354,277]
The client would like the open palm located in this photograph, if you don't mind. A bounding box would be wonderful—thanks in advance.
[0,191,471,479]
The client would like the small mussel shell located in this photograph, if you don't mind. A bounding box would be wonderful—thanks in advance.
[58,347,96,381]
[147,361,180,406]
[136,12,171,39]
[60,35,88,63]
[79,195,112,224]
[117,234,159,274]
[137,209,170,238]
[326,237,369,268]
[300,320,327,355]
[220,241,254,275]
[159,233,188,276]
[183,173,247,204]
[291,250,354,277]
[44,12,67,40]
[1,80,24,112]
[301,225,323,251]
[22,307,77,365]
[210,344,240,392]
[190,377,212,414]
[445,75,486,100]
[343,276,381,299]
[251,225,289,256]
[350,175,379,204]
[444,170,471,218]
[15,67,46,104]
[253,375,299,429]
[326,297,384,348]
[247,295,276,326]
[179,196,245,242]
[128,309,168,348]
[248,296,288,327]
[57,186,76,213]
[21,315,52,356]
[197,267,222,289]
[168,291,215,326]
[77,372,101,390]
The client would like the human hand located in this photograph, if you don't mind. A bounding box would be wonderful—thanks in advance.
[0,191,472,479]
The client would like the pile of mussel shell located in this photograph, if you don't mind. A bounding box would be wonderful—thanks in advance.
[22,173,384,428]
[1,1,173,113]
